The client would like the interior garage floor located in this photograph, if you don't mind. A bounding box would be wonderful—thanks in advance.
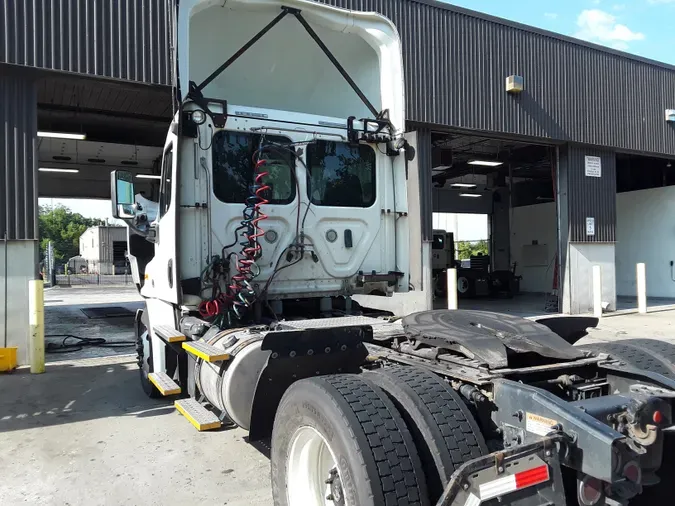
[454,293,556,318]
[44,286,143,361]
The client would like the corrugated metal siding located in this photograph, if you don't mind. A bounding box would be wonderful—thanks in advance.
[318,0,675,156]
[2,0,674,155]
[562,145,617,243]
[0,0,174,85]
[0,76,38,241]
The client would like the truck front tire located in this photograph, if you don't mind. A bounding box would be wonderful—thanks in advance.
[135,313,160,399]
[271,374,429,506]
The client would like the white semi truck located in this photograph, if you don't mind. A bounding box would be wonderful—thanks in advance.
[111,1,675,505]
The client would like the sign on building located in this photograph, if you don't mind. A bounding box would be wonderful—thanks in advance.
[585,156,602,177]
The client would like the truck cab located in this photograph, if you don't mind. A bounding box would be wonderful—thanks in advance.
[112,0,414,324]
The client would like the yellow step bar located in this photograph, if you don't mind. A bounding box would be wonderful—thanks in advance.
[182,341,230,362]
[175,399,222,431]
[148,372,181,396]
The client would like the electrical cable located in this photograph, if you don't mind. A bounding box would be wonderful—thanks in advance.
[45,334,136,354]
[197,124,214,151]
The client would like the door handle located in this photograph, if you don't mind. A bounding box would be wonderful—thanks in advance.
[167,259,173,288]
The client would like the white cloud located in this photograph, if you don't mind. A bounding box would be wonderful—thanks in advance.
[612,4,626,10]
[592,0,601,4]
[544,12,559,19]
[575,9,645,50]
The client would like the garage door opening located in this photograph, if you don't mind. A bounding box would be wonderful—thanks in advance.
[616,153,675,307]
[430,132,559,317]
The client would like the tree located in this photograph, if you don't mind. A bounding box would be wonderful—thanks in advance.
[456,240,489,261]
[38,205,103,262]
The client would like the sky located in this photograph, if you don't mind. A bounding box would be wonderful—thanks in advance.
[39,198,120,222]
[441,0,675,64]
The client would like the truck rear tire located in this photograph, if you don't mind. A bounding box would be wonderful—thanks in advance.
[365,366,488,502]
[577,339,675,379]
[271,374,429,506]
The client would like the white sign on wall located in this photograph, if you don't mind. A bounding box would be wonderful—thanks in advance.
[586,217,596,236]
[585,156,602,177]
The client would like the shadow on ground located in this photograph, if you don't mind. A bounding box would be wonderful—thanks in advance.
[0,357,172,433]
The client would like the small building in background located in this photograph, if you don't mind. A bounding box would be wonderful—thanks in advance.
[79,226,129,275]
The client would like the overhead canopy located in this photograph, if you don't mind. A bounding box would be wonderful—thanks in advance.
[176,0,405,130]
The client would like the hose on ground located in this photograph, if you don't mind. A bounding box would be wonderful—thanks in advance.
[45,334,136,353]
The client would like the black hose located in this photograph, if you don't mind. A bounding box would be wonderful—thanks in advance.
[45,334,136,354]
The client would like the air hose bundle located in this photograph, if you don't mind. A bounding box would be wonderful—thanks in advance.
[229,146,270,318]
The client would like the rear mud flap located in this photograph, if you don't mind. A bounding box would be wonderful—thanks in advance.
[437,436,566,506]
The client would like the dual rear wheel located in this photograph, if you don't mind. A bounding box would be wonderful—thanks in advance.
[271,367,487,506]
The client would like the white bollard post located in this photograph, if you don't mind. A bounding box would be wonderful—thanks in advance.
[592,265,602,318]
[447,268,458,310]
[637,263,647,314]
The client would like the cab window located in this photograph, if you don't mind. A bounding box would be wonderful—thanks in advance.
[306,141,376,208]
[212,132,295,204]
[159,145,173,218]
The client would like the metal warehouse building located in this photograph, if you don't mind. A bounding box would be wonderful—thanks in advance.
[2,0,675,364]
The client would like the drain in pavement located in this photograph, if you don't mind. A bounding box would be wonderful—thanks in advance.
[81,306,135,319]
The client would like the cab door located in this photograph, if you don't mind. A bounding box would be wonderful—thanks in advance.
[143,125,179,304]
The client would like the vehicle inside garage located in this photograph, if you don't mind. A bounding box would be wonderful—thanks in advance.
[429,131,560,315]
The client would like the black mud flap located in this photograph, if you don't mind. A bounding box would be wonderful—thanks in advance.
[535,316,599,345]
[247,325,372,442]
[437,436,566,506]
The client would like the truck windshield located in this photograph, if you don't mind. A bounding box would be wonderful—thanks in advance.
[307,141,376,208]
[212,132,295,204]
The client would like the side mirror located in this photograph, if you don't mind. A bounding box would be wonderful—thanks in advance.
[111,170,136,219]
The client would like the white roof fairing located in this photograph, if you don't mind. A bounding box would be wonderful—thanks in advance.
[176,0,405,131]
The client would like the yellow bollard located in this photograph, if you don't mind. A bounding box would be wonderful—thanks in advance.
[29,279,45,374]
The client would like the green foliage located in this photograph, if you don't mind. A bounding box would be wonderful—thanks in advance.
[456,239,489,260]
[39,205,103,262]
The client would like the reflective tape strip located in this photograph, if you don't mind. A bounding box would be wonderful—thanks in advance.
[515,464,550,490]
[479,475,517,501]
[479,465,550,502]
[464,493,481,506]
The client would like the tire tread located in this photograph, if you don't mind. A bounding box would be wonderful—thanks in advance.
[366,366,487,501]
[322,375,426,506]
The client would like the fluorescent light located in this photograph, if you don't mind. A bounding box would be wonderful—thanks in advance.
[451,183,477,189]
[39,167,80,173]
[459,193,483,198]
[38,131,87,140]
[135,174,161,180]
[468,160,503,167]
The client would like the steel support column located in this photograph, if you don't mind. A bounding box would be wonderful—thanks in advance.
[558,144,617,314]
[1,73,40,365]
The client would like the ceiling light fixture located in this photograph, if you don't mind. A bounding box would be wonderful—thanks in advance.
[459,193,483,198]
[38,131,87,140]
[451,183,478,189]
[39,167,80,173]
[468,160,503,167]
[135,174,162,180]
